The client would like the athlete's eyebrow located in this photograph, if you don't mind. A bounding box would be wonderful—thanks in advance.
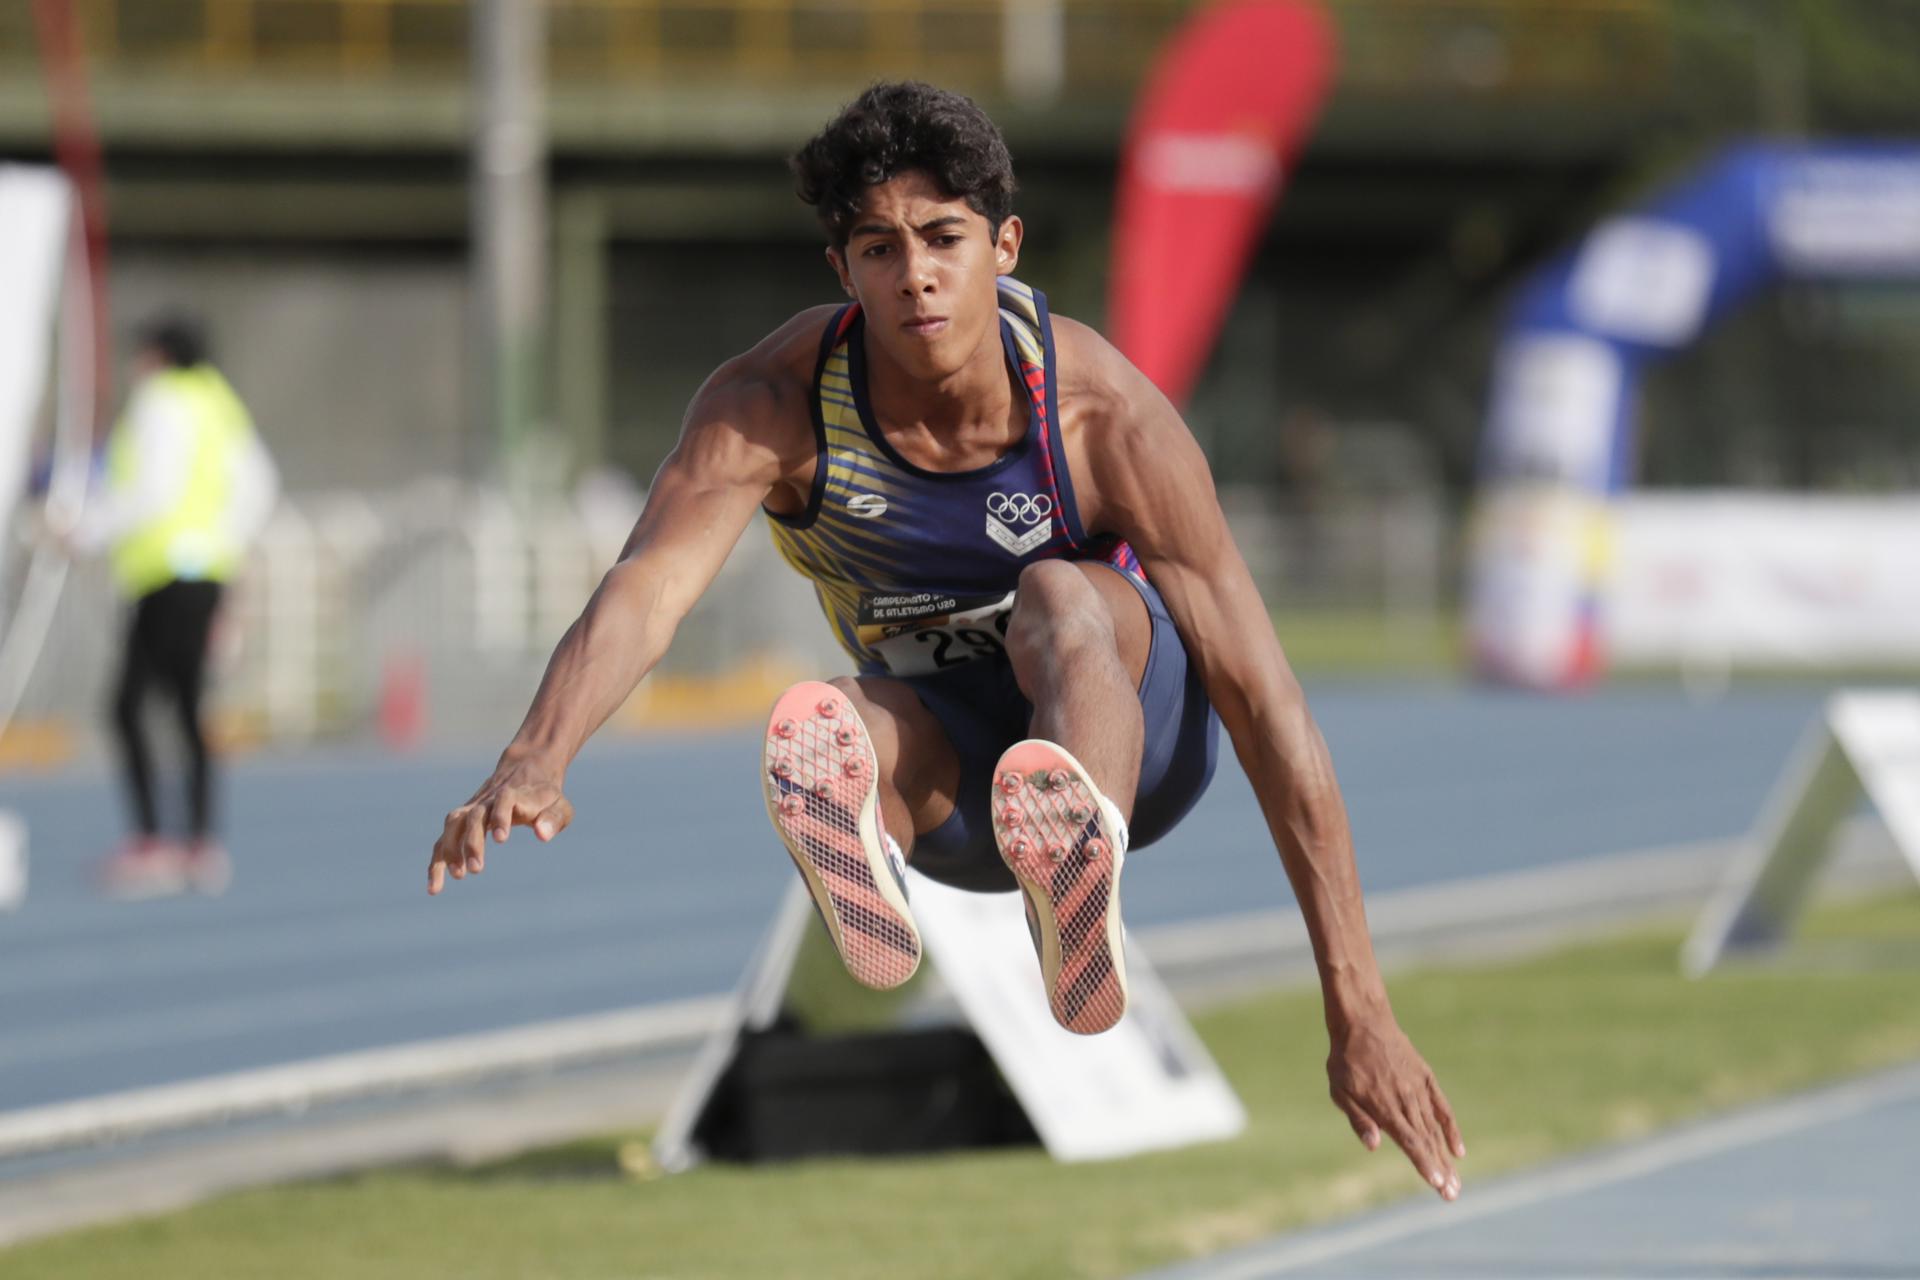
[847,215,970,240]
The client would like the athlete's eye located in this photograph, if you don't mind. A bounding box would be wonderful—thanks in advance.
[934,235,963,247]
[862,243,890,258]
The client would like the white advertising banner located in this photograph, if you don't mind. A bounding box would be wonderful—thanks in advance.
[1606,494,1920,665]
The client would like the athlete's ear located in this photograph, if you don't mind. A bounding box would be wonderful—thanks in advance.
[824,245,856,299]
[993,215,1023,277]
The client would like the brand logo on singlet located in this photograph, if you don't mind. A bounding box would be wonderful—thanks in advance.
[985,491,1054,556]
[846,493,888,519]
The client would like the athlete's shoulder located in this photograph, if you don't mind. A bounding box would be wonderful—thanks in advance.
[685,304,843,445]
[1047,312,1168,447]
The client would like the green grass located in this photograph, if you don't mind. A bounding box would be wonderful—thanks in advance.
[10,893,1920,1280]
[1270,609,1460,675]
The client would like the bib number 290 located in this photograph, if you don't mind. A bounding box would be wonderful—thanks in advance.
[914,620,1008,670]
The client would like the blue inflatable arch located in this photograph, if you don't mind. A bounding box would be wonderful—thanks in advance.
[1469,141,1920,686]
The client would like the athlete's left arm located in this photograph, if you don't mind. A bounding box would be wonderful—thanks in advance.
[1063,322,1465,1201]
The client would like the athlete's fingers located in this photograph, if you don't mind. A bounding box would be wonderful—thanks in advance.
[1410,1093,1459,1198]
[452,807,488,877]
[1429,1075,1466,1160]
[1332,1091,1380,1151]
[486,794,516,846]
[1379,1103,1454,1199]
[532,795,573,842]
[428,849,446,895]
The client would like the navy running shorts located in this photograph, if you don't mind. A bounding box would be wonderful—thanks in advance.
[898,568,1220,892]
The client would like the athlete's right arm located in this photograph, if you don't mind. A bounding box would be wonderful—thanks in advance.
[429,324,824,895]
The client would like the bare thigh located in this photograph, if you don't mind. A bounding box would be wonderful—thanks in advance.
[1061,561,1154,691]
[825,673,963,851]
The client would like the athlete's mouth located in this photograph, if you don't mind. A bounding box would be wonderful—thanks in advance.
[902,316,949,337]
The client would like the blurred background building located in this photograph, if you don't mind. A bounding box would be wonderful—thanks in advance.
[3,0,1919,748]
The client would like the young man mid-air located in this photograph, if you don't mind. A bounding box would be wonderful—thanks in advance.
[429,82,1464,1200]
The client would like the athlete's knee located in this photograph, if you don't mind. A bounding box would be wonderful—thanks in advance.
[1007,560,1116,675]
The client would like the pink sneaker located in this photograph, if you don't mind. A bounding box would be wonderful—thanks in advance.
[991,740,1131,1035]
[762,680,921,990]
[183,840,232,896]
[97,837,188,900]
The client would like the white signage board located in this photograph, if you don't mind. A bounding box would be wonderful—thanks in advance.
[655,871,1246,1170]
[1608,495,1920,666]
[1684,691,1920,975]
[909,871,1246,1162]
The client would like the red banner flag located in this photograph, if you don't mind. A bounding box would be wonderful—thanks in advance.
[1109,0,1335,406]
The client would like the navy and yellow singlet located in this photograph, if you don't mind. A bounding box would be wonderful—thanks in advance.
[766,278,1142,678]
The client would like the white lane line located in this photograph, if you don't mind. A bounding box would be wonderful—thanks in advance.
[0,996,726,1159]
[1154,1062,1920,1279]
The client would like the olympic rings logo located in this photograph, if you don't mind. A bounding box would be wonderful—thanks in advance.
[986,492,1054,527]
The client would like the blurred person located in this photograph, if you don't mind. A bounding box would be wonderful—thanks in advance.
[63,313,279,898]
[431,84,1465,1199]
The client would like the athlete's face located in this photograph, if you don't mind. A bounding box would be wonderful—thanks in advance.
[827,170,1022,382]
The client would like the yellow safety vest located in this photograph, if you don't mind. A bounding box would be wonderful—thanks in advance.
[106,365,254,598]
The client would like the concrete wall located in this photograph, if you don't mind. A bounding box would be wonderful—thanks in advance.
[111,247,470,486]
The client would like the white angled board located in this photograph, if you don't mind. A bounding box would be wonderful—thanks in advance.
[654,870,1246,1170]
[1829,694,1920,870]
[1684,691,1920,975]
[909,871,1246,1163]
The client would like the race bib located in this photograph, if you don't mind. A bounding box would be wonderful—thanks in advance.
[856,590,1014,676]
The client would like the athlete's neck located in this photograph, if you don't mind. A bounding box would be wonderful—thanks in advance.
[861,324,1021,464]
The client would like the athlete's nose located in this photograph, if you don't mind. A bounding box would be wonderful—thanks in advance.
[897,242,937,296]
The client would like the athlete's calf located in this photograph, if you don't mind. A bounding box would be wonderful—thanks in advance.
[1004,560,1148,817]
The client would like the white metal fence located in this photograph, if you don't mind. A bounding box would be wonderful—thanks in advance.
[6,481,1448,752]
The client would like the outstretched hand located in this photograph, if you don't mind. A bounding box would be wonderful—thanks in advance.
[429,755,573,895]
[1327,1012,1465,1200]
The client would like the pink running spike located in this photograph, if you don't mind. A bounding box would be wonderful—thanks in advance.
[763,679,920,992]
[774,719,797,739]
[1001,806,1025,828]
[991,738,1129,1036]
[997,772,1023,795]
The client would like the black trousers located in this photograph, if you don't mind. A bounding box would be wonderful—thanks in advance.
[110,579,223,839]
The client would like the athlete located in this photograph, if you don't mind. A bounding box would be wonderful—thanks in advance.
[430,82,1464,1199]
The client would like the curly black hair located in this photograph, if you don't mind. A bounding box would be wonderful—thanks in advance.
[791,81,1017,247]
